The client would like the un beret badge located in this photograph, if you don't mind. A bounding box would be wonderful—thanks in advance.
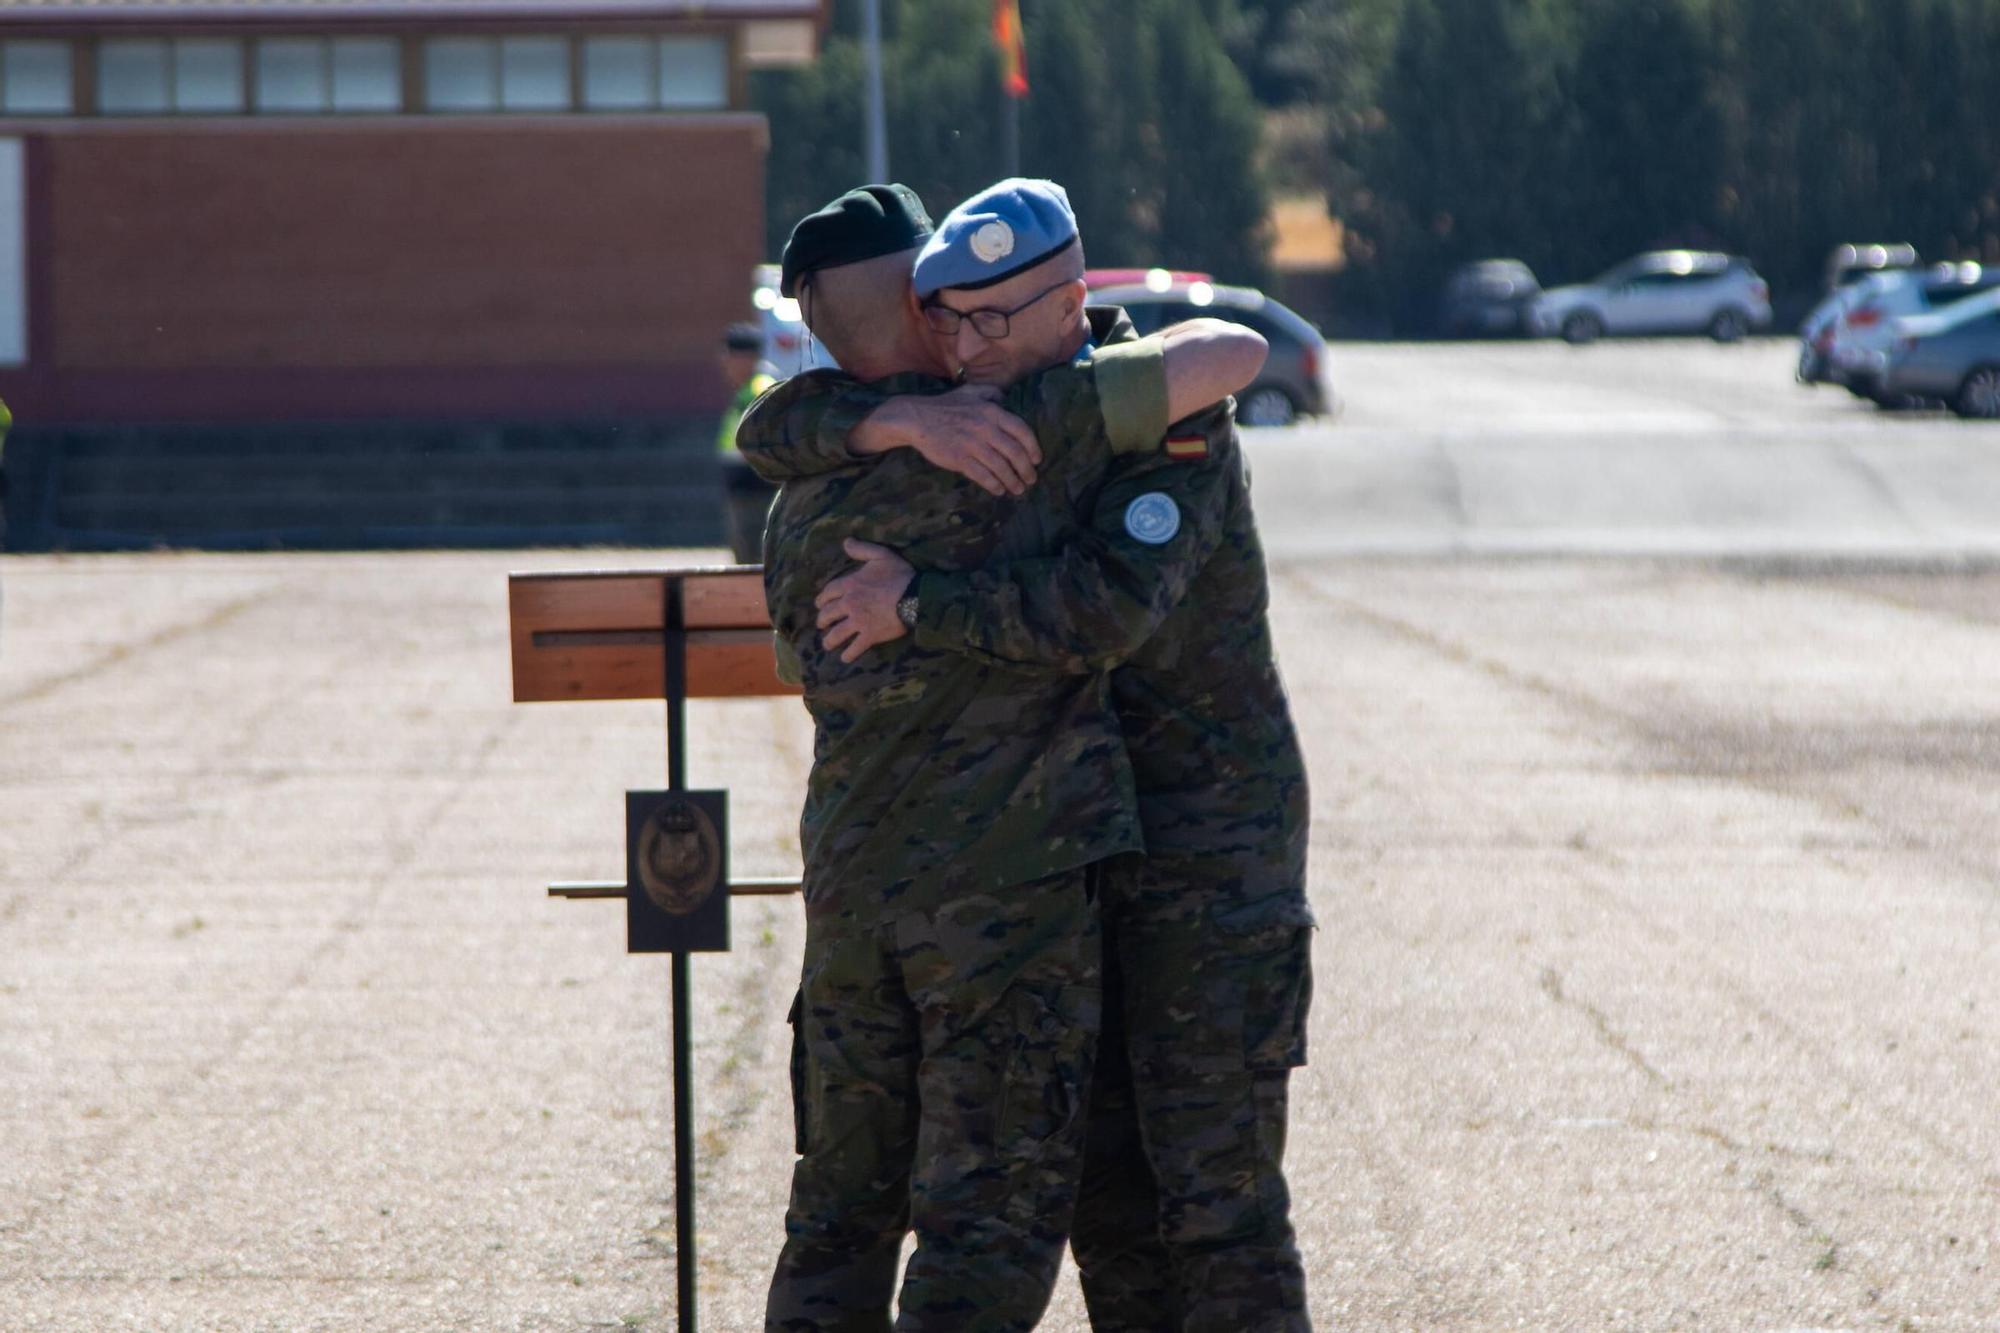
[636,797,722,915]
[970,220,1015,264]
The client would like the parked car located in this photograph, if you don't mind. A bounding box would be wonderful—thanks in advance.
[1799,243,1922,383]
[1083,267,1212,290]
[1823,241,1920,293]
[1527,251,1772,344]
[1438,259,1542,337]
[751,262,838,378]
[1851,289,2000,418]
[1087,278,1337,426]
[1822,262,2000,397]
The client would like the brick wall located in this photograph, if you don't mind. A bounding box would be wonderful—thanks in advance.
[2,113,770,423]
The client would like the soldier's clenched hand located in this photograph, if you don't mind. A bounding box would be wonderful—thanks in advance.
[851,385,1042,497]
[817,539,917,662]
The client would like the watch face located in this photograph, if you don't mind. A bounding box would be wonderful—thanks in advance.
[897,593,920,628]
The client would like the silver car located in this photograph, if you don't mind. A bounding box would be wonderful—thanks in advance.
[1867,289,2000,419]
[1528,251,1773,344]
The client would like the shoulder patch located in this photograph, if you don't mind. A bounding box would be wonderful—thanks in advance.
[1164,434,1209,461]
[1123,493,1181,545]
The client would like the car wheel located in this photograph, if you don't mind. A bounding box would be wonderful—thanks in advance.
[1708,308,1749,343]
[1238,385,1298,427]
[1954,365,2000,420]
[1561,312,1602,345]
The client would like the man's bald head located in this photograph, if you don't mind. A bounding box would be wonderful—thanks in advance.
[798,248,953,382]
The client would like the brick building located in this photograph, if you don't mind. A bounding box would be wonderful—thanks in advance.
[0,1,824,549]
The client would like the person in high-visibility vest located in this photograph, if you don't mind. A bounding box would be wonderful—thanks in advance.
[716,323,779,564]
[0,394,13,554]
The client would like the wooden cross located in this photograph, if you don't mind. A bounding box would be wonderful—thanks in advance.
[508,564,802,1333]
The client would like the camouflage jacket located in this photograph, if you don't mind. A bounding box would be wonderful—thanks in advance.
[744,311,1171,915]
[740,308,1308,893]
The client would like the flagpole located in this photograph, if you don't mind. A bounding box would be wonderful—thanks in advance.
[863,0,887,180]
[1002,86,1019,178]
[994,0,1026,177]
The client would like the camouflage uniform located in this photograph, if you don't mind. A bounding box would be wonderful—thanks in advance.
[751,321,1169,1333]
[745,308,1314,1332]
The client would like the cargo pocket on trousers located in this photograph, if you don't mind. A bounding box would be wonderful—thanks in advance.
[1210,895,1316,1070]
[996,986,1092,1154]
[786,988,811,1156]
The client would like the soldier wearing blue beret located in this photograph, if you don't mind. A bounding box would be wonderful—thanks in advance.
[750,176,1315,1329]
[912,177,1081,299]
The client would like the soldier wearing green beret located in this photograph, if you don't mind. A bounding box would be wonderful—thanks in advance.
[755,184,1268,1332]
[745,179,1313,1331]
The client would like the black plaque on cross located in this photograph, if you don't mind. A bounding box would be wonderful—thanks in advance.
[626,790,731,954]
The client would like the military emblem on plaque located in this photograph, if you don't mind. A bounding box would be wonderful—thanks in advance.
[625,791,730,953]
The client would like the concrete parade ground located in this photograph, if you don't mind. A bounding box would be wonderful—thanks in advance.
[2,341,1998,1330]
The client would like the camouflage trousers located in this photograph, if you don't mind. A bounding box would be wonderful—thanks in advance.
[1070,850,1315,1332]
[765,865,1104,1333]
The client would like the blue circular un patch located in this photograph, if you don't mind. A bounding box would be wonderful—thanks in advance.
[1123,492,1181,545]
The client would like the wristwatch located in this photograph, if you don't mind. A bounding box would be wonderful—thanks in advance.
[895,584,920,629]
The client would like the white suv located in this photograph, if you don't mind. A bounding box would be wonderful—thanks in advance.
[1822,262,2000,397]
[1527,251,1773,344]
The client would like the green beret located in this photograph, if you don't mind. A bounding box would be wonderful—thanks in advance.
[779,183,935,298]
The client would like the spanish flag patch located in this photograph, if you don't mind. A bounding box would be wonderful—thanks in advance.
[1164,434,1209,461]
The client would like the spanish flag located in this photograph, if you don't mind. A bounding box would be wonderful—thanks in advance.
[994,0,1029,98]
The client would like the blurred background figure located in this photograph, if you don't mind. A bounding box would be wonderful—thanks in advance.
[716,322,779,565]
[0,393,12,553]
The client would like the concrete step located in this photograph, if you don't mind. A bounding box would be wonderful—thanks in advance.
[3,418,734,551]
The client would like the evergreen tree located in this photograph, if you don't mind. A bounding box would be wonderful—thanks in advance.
[750,0,1273,284]
[1565,0,1721,272]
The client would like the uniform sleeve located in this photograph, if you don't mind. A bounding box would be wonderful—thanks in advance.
[735,370,959,484]
[732,370,881,484]
[909,402,1237,675]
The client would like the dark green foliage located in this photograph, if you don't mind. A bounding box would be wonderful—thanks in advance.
[750,0,1271,285]
[1336,0,2000,329]
[757,0,2000,330]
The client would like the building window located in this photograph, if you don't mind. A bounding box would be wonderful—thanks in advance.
[97,39,171,115]
[658,36,726,108]
[255,37,401,114]
[423,36,496,111]
[1,40,75,115]
[425,36,573,112]
[500,36,569,110]
[173,39,245,114]
[583,35,727,111]
[581,36,650,111]
[331,38,400,112]
[255,37,324,112]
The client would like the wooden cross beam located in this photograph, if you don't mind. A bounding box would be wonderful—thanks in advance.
[510,567,800,704]
[508,565,802,900]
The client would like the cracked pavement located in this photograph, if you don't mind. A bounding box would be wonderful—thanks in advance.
[3,342,1998,1330]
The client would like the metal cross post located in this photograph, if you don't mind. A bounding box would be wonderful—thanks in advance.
[662,575,696,1332]
[514,566,803,1333]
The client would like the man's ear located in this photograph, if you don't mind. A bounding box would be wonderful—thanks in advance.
[798,279,818,335]
[1059,278,1088,322]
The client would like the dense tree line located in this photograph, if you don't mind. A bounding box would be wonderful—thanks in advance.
[1342,0,2000,330]
[753,1,2000,333]
[751,0,1270,284]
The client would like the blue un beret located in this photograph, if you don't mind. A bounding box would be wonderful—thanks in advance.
[912,177,1079,299]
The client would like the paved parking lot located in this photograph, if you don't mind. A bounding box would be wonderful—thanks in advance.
[2,341,1997,1330]
[1256,338,2000,559]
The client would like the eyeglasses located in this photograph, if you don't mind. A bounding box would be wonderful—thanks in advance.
[921,277,1073,339]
